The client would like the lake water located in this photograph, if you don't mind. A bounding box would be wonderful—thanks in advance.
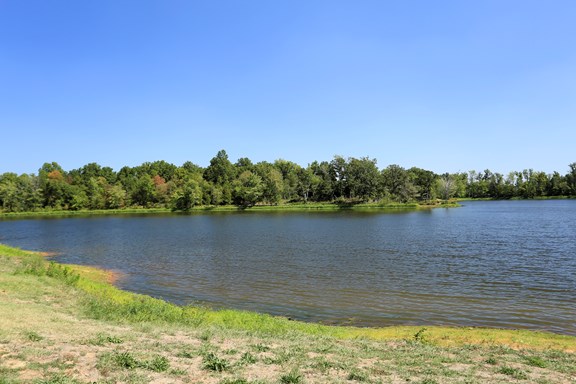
[1,200,574,335]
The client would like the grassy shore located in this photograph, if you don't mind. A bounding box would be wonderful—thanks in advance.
[0,200,459,219]
[0,244,574,383]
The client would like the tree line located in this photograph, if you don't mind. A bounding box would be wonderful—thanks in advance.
[1,150,575,212]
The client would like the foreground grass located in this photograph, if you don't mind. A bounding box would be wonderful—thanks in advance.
[0,245,574,383]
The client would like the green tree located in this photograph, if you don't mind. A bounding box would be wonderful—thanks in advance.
[235,157,254,174]
[106,184,128,209]
[381,164,416,202]
[86,177,107,209]
[296,167,320,202]
[69,187,89,210]
[204,150,236,204]
[131,175,156,207]
[309,161,334,201]
[547,171,569,196]
[566,163,576,195]
[408,167,438,201]
[204,150,236,185]
[346,157,380,201]
[255,162,283,205]
[329,156,348,199]
[436,173,458,200]
[232,171,264,207]
[171,179,203,211]
[274,159,301,201]
[0,173,19,211]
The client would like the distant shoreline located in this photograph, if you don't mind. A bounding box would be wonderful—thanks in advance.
[0,200,459,218]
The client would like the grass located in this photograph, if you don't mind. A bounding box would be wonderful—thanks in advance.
[0,243,574,383]
[0,200,459,219]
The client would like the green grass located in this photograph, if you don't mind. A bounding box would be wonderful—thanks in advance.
[0,200,458,219]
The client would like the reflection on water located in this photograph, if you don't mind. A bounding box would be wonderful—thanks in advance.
[0,200,575,335]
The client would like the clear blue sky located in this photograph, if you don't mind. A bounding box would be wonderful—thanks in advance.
[1,1,575,175]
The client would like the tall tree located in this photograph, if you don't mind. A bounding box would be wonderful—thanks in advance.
[204,150,236,204]
[255,162,283,205]
[408,167,437,201]
[346,157,380,201]
[381,164,416,202]
[274,159,301,201]
[436,173,458,200]
[309,161,334,201]
[567,163,576,195]
[232,171,264,207]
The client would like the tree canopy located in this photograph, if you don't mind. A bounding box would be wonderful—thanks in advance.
[1,151,574,212]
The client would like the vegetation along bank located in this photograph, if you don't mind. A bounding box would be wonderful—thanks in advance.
[1,150,575,213]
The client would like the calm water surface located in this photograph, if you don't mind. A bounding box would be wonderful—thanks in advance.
[1,200,575,335]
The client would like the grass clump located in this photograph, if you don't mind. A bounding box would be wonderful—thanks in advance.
[110,351,170,372]
[525,355,547,368]
[113,351,139,369]
[16,255,80,286]
[347,370,368,381]
[498,366,528,379]
[144,355,170,372]
[413,327,428,343]
[239,351,257,365]
[485,356,497,365]
[24,330,43,342]
[279,369,303,384]
[36,375,81,384]
[202,352,229,372]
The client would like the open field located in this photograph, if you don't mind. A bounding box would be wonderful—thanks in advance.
[0,244,574,383]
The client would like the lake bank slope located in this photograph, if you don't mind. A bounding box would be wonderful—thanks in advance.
[0,244,574,383]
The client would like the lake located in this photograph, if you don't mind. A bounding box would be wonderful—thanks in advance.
[1,200,574,335]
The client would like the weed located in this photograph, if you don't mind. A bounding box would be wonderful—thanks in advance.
[89,333,124,345]
[498,366,528,379]
[240,351,257,365]
[219,379,249,384]
[25,331,43,342]
[110,351,170,372]
[347,370,368,381]
[199,330,212,341]
[251,343,270,352]
[19,259,80,286]
[176,350,195,358]
[170,368,187,376]
[145,355,170,372]
[525,356,547,368]
[279,369,303,384]
[36,374,80,384]
[485,357,497,365]
[413,328,428,343]
[114,352,139,369]
[106,335,123,344]
[310,358,335,372]
[0,368,22,384]
[203,352,229,372]
[418,379,438,384]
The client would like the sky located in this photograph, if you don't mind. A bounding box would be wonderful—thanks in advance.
[1,1,575,176]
